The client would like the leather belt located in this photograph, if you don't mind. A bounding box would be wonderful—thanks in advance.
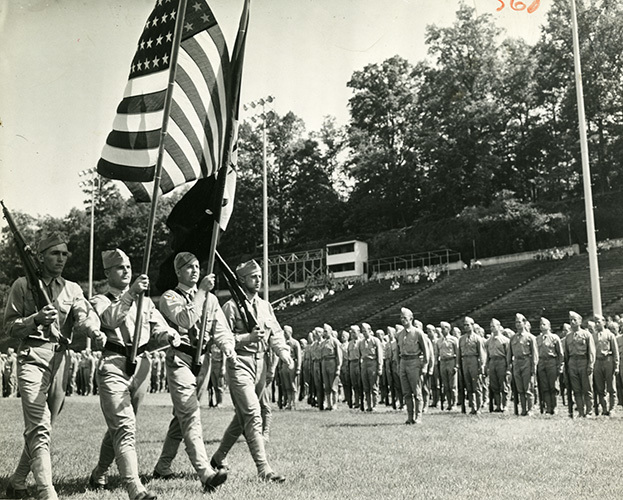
[104,342,147,357]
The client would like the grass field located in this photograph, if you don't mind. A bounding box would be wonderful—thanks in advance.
[1,392,622,500]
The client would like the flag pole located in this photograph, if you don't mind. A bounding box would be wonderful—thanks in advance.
[128,0,189,374]
[570,0,602,316]
[193,0,250,372]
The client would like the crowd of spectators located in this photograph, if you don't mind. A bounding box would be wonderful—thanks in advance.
[534,247,575,261]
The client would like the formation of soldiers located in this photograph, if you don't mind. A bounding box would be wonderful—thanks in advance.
[3,232,622,500]
[3,234,293,500]
[290,309,621,423]
[0,347,18,397]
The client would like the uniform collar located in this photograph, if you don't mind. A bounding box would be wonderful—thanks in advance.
[107,285,129,298]
[177,283,197,295]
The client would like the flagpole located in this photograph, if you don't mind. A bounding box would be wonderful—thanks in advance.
[193,0,250,372]
[128,0,189,373]
[570,0,602,316]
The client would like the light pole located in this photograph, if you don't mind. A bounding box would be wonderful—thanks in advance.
[244,96,274,301]
[78,168,100,303]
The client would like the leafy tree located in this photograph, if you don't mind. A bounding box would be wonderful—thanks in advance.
[346,55,422,231]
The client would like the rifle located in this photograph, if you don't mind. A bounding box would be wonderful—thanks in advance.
[215,250,258,331]
[1,201,52,309]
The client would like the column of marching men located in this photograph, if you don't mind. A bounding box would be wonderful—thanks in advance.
[291,308,622,422]
[3,233,293,500]
[4,233,623,500]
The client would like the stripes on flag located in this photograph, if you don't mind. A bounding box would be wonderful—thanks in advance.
[98,0,231,202]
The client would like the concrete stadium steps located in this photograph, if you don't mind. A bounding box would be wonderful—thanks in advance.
[277,280,433,336]
[362,260,562,330]
[468,247,623,329]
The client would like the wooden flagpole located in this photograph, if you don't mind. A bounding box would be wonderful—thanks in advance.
[193,0,250,373]
[128,0,189,375]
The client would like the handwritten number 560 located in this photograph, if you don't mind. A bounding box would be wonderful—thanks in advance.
[497,0,540,13]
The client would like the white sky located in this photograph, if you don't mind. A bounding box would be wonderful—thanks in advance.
[0,0,550,221]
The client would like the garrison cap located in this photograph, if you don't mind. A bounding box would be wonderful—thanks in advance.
[38,233,68,253]
[102,248,130,269]
[400,307,413,318]
[515,313,527,322]
[541,317,551,328]
[569,311,582,321]
[236,259,261,278]
[174,252,198,272]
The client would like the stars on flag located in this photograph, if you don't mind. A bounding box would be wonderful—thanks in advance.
[128,1,216,79]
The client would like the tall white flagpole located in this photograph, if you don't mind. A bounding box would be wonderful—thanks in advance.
[570,0,602,316]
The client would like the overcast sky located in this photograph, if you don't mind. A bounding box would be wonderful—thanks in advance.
[0,0,550,222]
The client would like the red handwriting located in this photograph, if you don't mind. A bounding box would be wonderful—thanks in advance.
[497,0,540,13]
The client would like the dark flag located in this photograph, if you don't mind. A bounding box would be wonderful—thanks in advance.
[156,0,249,293]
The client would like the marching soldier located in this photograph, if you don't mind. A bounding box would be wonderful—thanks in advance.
[152,252,235,493]
[421,324,436,411]
[486,319,510,412]
[339,330,352,407]
[564,311,596,418]
[592,314,619,416]
[210,259,293,483]
[458,317,486,415]
[281,325,301,409]
[359,323,383,412]
[390,325,404,409]
[4,233,103,500]
[396,309,430,424]
[298,337,309,402]
[3,347,18,397]
[347,325,363,410]
[320,324,342,411]
[310,327,325,410]
[382,329,393,406]
[507,313,538,416]
[88,249,178,500]
[536,317,563,415]
[438,321,459,411]
[376,329,390,406]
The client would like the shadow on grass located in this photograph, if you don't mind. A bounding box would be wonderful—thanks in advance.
[322,422,403,428]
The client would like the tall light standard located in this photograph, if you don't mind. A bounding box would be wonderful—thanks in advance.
[244,96,274,301]
[78,168,100,301]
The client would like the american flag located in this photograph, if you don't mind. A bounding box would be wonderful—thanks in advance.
[97,0,231,202]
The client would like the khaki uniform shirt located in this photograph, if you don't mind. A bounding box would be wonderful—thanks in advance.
[5,276,100,343]
[91,286,171,348]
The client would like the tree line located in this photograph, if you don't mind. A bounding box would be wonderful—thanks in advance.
[2,0,623,302]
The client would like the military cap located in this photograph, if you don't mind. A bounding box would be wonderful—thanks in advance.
[323,323,333,332]
[569,311,582,321]
[174,252,198,272]
[515,313,527,322]
[102,248,131,269]
[236,259,261,278]
[400,307,413,318]
[37,232,68,253]
[464,316,474,324]
[361,322,371,331]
